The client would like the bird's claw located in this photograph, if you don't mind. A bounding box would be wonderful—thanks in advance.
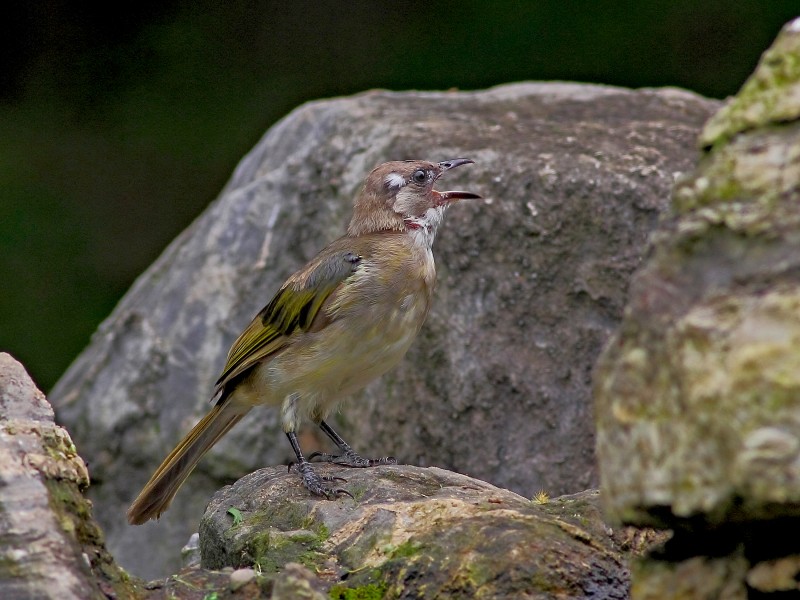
[321,475,348,484]
[297,463,352,500]
[331,487,354,500]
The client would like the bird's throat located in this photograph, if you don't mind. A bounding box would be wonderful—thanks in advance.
[404,207,445,250]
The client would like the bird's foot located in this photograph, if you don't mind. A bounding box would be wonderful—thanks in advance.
[308,448,397,468]
[295,461,353,499]
[287,462,348,481]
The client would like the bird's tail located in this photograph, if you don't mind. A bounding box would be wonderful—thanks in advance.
[127,402,249,525]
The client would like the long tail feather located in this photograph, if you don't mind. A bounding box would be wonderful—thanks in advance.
[127,403,249,525]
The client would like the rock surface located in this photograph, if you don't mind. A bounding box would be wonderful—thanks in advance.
[200,464,665,599]
[0,352,663,599]
[595,17,800,599]
[0,353,346,600]
[49,82,718,578]
[595,17,800,530]
[0,353,138,600]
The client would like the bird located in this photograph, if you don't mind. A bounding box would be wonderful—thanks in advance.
[127,158,480,525]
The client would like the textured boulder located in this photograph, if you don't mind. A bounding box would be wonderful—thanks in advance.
[200,464,665,598]
[595,17,800,599]
[595,17,800,530]
[0,353,345,600]
[49,82,718,578]
[141,562,327,599]
[0,353,138,600]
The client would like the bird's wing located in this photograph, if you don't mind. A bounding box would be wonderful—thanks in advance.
[214,249,362,394]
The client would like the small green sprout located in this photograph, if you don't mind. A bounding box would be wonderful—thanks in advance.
[227,507,244,525]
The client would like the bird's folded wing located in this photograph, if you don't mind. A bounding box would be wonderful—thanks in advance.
[214,249,362,393]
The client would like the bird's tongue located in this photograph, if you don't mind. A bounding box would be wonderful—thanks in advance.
[432,190,482,206]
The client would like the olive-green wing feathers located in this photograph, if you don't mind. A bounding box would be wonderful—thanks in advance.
[214,250,362,394]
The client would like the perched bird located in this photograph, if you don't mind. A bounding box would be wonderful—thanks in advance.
[127,158,480,525]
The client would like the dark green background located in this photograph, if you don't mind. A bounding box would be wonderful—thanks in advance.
[1,1,797,390]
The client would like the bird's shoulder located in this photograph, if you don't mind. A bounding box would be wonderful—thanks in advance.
[214,235,389,391]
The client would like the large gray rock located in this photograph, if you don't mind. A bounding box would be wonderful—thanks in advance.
[50,82,718,578]
[0,354,137,600]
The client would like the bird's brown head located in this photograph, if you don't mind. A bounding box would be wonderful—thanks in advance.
[347,158,480,238]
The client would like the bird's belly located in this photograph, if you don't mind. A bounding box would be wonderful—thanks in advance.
[250,293,428,426]
[332,309,421,396]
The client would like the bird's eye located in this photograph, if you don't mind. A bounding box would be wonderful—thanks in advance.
[412,169,427,184]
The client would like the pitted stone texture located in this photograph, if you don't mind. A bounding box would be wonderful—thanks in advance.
[596,20,800,528]
[50,82,717,577]
[0,354,135,600]
[200,465,663,598]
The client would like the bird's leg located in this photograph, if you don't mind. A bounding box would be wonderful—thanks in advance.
[308,420,397,467]
[285,432,352,499]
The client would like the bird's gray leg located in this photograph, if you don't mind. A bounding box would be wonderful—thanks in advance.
[286,431,352,499]
[308,420,397,467]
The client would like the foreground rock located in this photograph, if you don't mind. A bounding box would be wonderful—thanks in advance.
[49,82,717,577]
[0,354,347,600]
[595,19,800,598]
[0,352,663,599]
[0,353,138,600]
[200,464,665,598]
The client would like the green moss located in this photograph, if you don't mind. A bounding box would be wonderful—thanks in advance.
[346,482,369,502]
[246,527,330,574]
[317,523,331,540]
[463,558,493,588]
[274,501,316,530]
[328,582,388,600]
[244,501,313,535]
[699,24,800,149]
[0,545,24,580]
[227,500,338,572]
[45,480,100,545]
[387,540,421,560]
[42,478,143,598]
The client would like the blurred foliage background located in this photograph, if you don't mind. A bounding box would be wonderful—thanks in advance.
[1,0,797,391]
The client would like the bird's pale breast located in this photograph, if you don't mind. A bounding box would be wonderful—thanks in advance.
[242,236,435,431]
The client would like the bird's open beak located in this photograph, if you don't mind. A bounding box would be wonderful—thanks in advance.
[433,158,481,205]
[438,158,474,172]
